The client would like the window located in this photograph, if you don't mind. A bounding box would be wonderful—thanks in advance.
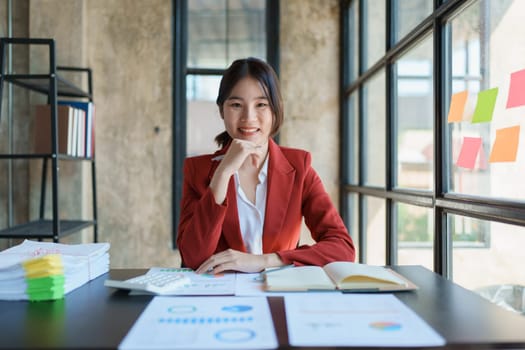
[172,0,279,247]
[342,0,525,294]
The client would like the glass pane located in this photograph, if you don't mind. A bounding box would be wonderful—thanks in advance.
[347,0,359,82]
[363,0,385,70]
[363,70,386,187]
[186,75,224,156]
[447,1,525,201]
[450,214,525,313]
[188,0,266,69]
[396,202,434,270]
[364,196,386,265]
[345,91,359,184]
[346,193,360,262]
[395,35,434,190]
[394,0,433,42]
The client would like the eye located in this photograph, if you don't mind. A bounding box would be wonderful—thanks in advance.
[256,102,269,108]
[229,102,242,108]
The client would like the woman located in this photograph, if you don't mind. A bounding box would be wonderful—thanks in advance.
[177,57,355,274]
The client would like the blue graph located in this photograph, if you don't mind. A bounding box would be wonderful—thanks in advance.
[158,316,254,324]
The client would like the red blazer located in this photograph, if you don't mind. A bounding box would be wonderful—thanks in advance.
[177,139,355,269]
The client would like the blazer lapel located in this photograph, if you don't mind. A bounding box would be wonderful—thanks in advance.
[263,139,296,251]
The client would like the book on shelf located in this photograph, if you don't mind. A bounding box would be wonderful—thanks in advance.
[33,102,95,158]
[58,100,95,158]
[263,261,418,292]
[33,104,74,155]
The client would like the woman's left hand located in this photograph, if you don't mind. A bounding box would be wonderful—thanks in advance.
[195,249,283,274]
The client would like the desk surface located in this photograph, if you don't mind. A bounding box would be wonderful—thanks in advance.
[1,265,525,349]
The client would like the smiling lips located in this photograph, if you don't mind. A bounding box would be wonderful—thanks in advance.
[239,128,260,136]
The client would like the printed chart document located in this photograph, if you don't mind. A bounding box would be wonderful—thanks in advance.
[119,296,278,350]
[126,268,236,296]
[264,262,417,292]
[284,293,445,347]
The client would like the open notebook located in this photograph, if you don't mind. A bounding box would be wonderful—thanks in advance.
[264,262,418,292]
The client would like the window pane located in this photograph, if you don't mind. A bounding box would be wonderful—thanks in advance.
[347,0,359,82]
[363,0,385,70]
[450,214,525,312]
[186,75,224,156]
[363,70,386,187]
[447,1,525,201]
[188,0,266,68]
[394,0,433,42]
[396,202,434,270]
[364,196,386,265]
[345,91,359,184]
[395,35,434,190]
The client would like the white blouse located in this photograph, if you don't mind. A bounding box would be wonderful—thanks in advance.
[233,156,269,254]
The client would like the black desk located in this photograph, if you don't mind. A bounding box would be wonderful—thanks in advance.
[1,266,525,349]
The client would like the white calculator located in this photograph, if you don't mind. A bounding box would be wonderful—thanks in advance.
[104,271,191,294]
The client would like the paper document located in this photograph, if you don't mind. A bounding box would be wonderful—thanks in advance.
[284,293,445,347]
[119,296,278,349]
[0,239,109,301]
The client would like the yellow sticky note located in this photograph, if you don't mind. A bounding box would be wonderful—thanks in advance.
[22,254,64,278]
[489,126,520,163]
[447,90,468,123]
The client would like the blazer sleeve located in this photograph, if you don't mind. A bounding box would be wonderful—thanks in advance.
[276,153,356,265]
[176,157,228,269]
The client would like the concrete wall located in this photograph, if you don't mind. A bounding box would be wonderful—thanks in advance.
[1,0,341,268]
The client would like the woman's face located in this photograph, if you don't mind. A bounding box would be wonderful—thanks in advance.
[221,76,274,146]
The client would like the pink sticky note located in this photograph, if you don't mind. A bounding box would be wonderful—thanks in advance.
[506,68,525,108]
[456,137,482,169]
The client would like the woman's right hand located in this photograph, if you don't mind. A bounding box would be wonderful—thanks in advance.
[218,138,264,176]
[209,139,264,204]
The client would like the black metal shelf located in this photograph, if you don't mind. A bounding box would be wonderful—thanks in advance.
[0,37,98,243]
[0,219,96,240]
[0,153,95,160]
[3,74,92,99]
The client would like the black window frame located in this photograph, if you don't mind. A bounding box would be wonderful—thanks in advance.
[340,0,525,279]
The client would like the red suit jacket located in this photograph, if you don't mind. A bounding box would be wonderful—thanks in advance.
[177,139,355,269]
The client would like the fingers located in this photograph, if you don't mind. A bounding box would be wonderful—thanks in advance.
[195,259,215,274]
[196,250,268,274]
[195,250,232,274]
[230,139,263,160]
[196,249,246,274]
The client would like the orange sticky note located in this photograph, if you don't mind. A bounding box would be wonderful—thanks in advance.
[489,126,520,163]
[506,69,525,108]
[447,90,468,123]
[456,137,482,169]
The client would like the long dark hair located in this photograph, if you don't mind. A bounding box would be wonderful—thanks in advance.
[215,57,283,148]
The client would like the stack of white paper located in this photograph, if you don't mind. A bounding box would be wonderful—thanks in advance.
[0,239,110,301]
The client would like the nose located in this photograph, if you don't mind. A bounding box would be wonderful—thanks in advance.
[242,105,257,121]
